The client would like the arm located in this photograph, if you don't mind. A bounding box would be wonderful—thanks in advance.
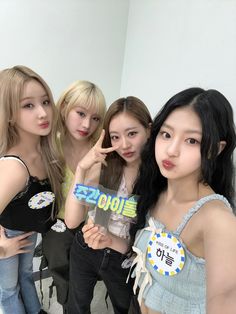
[205,205,236,314]
[0,159,28,215]
[64,163,99,229]
[0,226,34,259]
[65,130,118,229]
[82,218,129,254]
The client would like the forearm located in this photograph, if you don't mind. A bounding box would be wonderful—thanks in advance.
[65,166,87,228]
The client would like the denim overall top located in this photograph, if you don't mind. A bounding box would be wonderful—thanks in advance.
[132,194,232,314]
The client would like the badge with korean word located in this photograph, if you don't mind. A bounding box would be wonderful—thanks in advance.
[147,232,185,276]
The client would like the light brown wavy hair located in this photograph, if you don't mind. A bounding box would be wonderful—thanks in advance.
[0,65,63,213]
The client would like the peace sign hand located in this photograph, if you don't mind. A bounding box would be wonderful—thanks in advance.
[77,129,118,171]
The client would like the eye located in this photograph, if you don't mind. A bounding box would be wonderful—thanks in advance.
[77,111,86,117]
[22,103,34,109]
[110,135,119,141]
[128,131,137,137]
[93,116,100,122]
[159,131,171,139]
[186,138,200,145]
[43,99,50,106]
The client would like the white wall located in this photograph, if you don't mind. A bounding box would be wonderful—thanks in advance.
[1,0,236,116]
[0,0,129,105]
[121,0,236,117]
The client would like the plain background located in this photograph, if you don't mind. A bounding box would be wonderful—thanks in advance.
[0,0,236,116]
[0,1,235,311]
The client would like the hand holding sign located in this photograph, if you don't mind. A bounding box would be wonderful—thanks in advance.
[82,218,112,250]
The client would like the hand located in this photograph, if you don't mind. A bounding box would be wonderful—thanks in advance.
[77,129,118,171]
[0,226,34,259]
[82,218,112,250]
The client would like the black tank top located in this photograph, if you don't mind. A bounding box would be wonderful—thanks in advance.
[0,155,56,233]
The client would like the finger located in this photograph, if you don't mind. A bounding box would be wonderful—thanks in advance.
[82,225,99,241]
[95,129,105,148]
[0,226,6,239]
[100,145,119,154]
[19,240,33,248]
[101,160,107,167]
[88,233,103,248]
[82,222,95,233]
[17,248,32,254]
[17,232,34,241]
[95,155,108,166]
[87,218,94,225]
[83,226,99,241]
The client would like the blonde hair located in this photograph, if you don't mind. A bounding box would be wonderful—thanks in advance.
[56,80,106,144]
[0,65,63,211]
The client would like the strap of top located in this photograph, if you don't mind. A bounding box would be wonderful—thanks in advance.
[175,194,232,236]
[0,155,30,176]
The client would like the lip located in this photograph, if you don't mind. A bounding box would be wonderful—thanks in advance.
[162,160,175,170]
[122,152,134,158]
[77,130,89,137]
[39,122,49,129]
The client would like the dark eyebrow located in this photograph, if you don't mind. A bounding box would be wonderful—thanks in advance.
[109,127,138,134]
[162,123,202,135]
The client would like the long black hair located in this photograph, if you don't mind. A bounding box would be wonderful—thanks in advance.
[130,87,236,244]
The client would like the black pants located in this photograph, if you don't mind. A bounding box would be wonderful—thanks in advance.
[68,229,134,314]
[41,221,79,306]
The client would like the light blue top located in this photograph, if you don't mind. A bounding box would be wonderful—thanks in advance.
[132,194,232,314]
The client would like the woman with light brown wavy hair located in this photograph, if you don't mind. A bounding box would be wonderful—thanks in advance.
[0,65,63,314]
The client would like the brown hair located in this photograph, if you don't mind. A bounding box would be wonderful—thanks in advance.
[100,96,152,190]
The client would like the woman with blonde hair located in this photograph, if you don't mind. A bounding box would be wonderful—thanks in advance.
[41,80,106,313]
[0,65,63,314]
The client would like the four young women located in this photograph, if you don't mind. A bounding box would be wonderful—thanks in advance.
[0,66,236,314]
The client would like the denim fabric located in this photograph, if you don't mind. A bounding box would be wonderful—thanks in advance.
[68,229,134,314]
[133,194,231,314]
[0,229,41,314]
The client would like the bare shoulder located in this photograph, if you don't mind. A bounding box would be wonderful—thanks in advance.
[0,158,28,187]
[200,198,236,235]
[0,158,29,214]
[203,198,236,311]
[0,157,28,177]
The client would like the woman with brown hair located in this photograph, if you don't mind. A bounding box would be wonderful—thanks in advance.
[65,96,152,314]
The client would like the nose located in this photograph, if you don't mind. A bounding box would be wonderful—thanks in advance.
[167,139,180,157]
[37,105,47,119]
[121,136,131,150]
[82,117,91,130]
